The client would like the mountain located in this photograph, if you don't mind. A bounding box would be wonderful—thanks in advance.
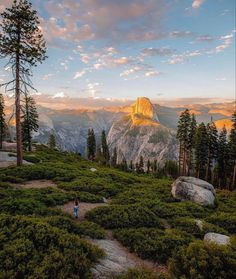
[4,96,234,162]
[107,97,178,165]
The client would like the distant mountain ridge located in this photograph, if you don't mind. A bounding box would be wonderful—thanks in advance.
[4,97,234,163]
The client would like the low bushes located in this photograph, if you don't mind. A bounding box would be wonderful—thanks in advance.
[86,205,165,229]
[171,217,228,238]
[0,214,104,278]
[115,267,169,279]
[44,216,106,239]
[206,213,236,234]
[114,228,193,263]
[169,239,236,279]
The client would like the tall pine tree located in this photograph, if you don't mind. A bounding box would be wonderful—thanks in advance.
[0,0,47,165]
[205,121,218,182]
[187,114,197,175]
[21,95,38,151]
[48,134,56,149]
[87,128,96,160]
[194,123,208,179]
[217,126,229,188]
[101,130,110,164]
[229,112,236,189]
[177,109,191,175]
[111,147,118,167]
[0,93,6,149]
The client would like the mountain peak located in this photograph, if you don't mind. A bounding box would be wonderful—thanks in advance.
[131,97,159,126]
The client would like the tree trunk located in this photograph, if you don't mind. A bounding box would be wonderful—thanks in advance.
[232,163,236,190]
[15,33,23,166]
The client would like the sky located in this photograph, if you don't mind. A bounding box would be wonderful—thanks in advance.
[0,0,235,104]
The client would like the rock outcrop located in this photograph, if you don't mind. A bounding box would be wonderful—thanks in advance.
[131,97,159,125]
[204,233,230,245]
[171,176,216,206]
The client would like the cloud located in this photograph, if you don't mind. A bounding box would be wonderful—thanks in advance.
[195,35,215,42]
[53,92,66,98]
[192,0,206,9]
[170,31,193,38]
[74,70,86,79]
[145,71,160,77]
[216,77,227,81]
[168,55,185,65]
[140,47,173,57]
[43,0,168,45]
[43,74,54,80]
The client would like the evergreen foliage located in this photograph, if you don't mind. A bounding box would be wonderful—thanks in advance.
[0,93,6,149]
[111,147,118,167]
[101,129,110,164]
[194,123,208,179]
[87,128,96,160]
[21,95,38,151]
[0,0,47,165]
[48,134,56,149]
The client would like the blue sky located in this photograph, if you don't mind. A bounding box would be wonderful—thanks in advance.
[0,0,235,103]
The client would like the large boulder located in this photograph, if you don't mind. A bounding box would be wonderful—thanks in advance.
[204,233,230,245]
[171,176,216,206]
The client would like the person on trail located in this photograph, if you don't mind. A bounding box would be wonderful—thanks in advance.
[73,198,79,219]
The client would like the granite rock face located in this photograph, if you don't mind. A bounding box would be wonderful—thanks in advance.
[204,233,230,245]
[171,176,216,206]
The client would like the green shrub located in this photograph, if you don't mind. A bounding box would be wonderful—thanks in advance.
[0,214,104,278]
[114,267,169,279]
[169,239,236,279]
[114,228,193,263]
[206,213,236,234]
[87,205,165,229]
[171,217,228,238]
[23,155,41,163]
[44,216,106,239]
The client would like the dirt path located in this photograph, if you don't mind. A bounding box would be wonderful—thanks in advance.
[60,201,107,220]
[20,180,58,189]
[61,201,167,278]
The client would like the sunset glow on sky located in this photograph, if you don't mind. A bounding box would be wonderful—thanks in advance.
[0,0,235,103]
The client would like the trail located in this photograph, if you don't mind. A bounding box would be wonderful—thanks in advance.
[61,201,167,278]
[12,179,167,278]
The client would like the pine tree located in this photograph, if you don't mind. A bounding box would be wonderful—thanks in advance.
[129,160,133,171]
[229,111,236,189]
[48,134,56,149]
[101,130,110,164]
[139,156,144,173]
[194,123,208,179]
[0,0,47,165]
[87,129,96,160]
[188,114,197,175]
[217,126,229,188]
[147,159,151,174]
[205,121,218,182]
[177,109,191,175]
[152,159,158,173]
[111,147,117,167]
[120,157,128,171]
[0,93,7,149]
[21,95,38,151]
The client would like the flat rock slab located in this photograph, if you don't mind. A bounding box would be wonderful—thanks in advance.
[0,152,32,168]
[91,239,136,279]
[20,180,58,189]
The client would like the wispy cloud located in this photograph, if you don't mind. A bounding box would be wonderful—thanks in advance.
[192,0,206,9]
[74,70,86,79]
